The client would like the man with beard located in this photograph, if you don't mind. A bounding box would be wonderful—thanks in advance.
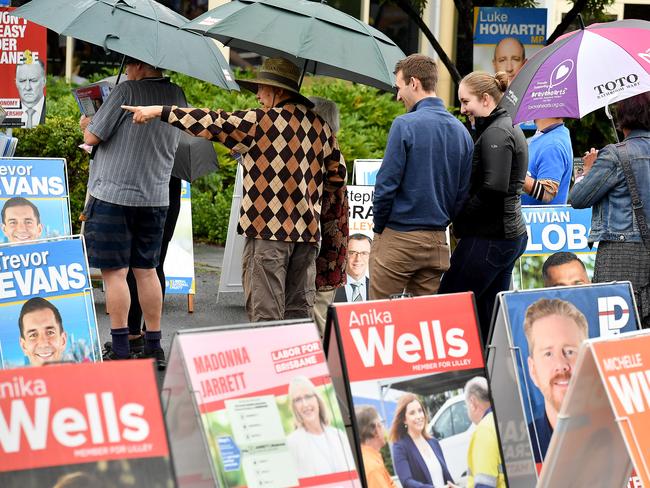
[524,298,588,463]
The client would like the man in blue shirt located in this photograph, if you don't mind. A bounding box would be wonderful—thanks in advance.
[522,118,573,205]
[370,54,473,299]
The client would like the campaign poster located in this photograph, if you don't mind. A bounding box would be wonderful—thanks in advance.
[592,333,650,488]
[352,159,382,185]
[500,283,639,469]
[347,185,373,239]
[0,360,176,487]
[0,158,71,244]
[0,236,101,369]
[164,180,195,295]
[165,322,360,488]
[473,7,547,77]
[514,205,596,289]
[331,293,506,486]
[0,7,47,128]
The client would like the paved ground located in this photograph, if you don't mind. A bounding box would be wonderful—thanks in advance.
[93,242,249,363]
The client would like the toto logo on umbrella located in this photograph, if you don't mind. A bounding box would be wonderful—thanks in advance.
[549,59,574,88]
[594,73,640,98]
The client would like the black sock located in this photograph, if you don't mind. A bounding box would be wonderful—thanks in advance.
[144,330,162,354]
[110,327,130,358]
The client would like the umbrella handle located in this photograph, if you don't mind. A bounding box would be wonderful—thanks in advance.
[103,34,120,55]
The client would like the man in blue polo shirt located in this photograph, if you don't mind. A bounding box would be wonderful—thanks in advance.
[522,118,573,205]
[370,54,473,299]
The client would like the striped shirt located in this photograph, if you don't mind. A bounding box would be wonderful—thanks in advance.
[87,78,186,206]
[161,101,346,243]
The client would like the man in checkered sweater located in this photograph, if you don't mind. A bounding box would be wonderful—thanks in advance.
[124,58,347,322]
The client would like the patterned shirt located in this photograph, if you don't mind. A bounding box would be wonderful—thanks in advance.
[161,101,346,243]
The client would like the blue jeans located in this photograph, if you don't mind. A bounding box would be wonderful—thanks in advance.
[438,234,528,343]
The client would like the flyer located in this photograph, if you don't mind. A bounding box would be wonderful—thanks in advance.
[0,360,176,487]
[0,236,101,368]
[71,81,112,117]
[164,321,360,488]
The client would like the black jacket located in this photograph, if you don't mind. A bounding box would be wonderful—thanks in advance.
[453,106,528,240]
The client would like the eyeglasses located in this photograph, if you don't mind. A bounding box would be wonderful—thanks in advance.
[348,251,370,257]
[293,393,317,405]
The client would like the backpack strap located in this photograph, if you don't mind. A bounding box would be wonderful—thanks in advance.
[617,141,650,250]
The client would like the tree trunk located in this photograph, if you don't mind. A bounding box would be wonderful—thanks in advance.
[394,0,462,83]
[546,0,588,45]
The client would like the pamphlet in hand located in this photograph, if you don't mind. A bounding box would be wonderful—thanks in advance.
[72,81,112,117]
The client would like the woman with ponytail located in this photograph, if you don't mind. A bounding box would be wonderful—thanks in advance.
[439,71,529,342]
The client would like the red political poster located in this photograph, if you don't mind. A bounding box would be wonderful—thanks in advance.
[0,360,175,487]
[0,7,47,128]
[329,293,506,487]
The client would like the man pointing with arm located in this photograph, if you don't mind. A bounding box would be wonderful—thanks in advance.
[124,58,347,323]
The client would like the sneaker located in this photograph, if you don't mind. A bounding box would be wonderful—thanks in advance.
[102,349,135,361]
[103,336,145,355]
[137,348,167,371]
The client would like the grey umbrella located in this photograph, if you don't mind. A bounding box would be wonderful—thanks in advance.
[12,0,239,90]
[182,0,405,91]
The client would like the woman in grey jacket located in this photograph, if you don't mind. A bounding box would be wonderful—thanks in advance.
[569,92,650,328]
[439,71,529,342]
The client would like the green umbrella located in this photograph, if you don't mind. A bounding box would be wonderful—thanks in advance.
[12,0,239,90]
[183,0,406,91]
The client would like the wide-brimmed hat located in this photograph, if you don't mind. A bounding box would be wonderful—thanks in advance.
[237,57,314,108]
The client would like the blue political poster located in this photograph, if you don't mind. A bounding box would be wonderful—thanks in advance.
[514,205,596,289]
[0,236,100,368]
[501,283,639,463]
[0,158,71,244]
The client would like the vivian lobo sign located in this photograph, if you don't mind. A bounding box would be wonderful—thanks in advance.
[514,205,595,289]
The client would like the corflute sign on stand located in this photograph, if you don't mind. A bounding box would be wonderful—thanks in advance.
[164,180,195,295]
[163,320,360,488]
[538,330,650,488]
[515,205,595,289]
[326,293,508,486]
[0,158,72,243]
[486,282,640,487]
[0,236,101,368]
[0,360,176,487]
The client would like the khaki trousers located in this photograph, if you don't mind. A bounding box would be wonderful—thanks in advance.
[369,228,450,300]
[242,238,318,322]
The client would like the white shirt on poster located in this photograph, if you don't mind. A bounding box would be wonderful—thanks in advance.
[286,425,356,478]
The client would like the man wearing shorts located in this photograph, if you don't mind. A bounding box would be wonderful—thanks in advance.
[80,57,186,369]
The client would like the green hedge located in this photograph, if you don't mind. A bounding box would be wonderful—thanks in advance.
[14,74,404,242]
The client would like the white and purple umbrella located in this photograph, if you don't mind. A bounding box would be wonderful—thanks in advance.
[501,19,650,124]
